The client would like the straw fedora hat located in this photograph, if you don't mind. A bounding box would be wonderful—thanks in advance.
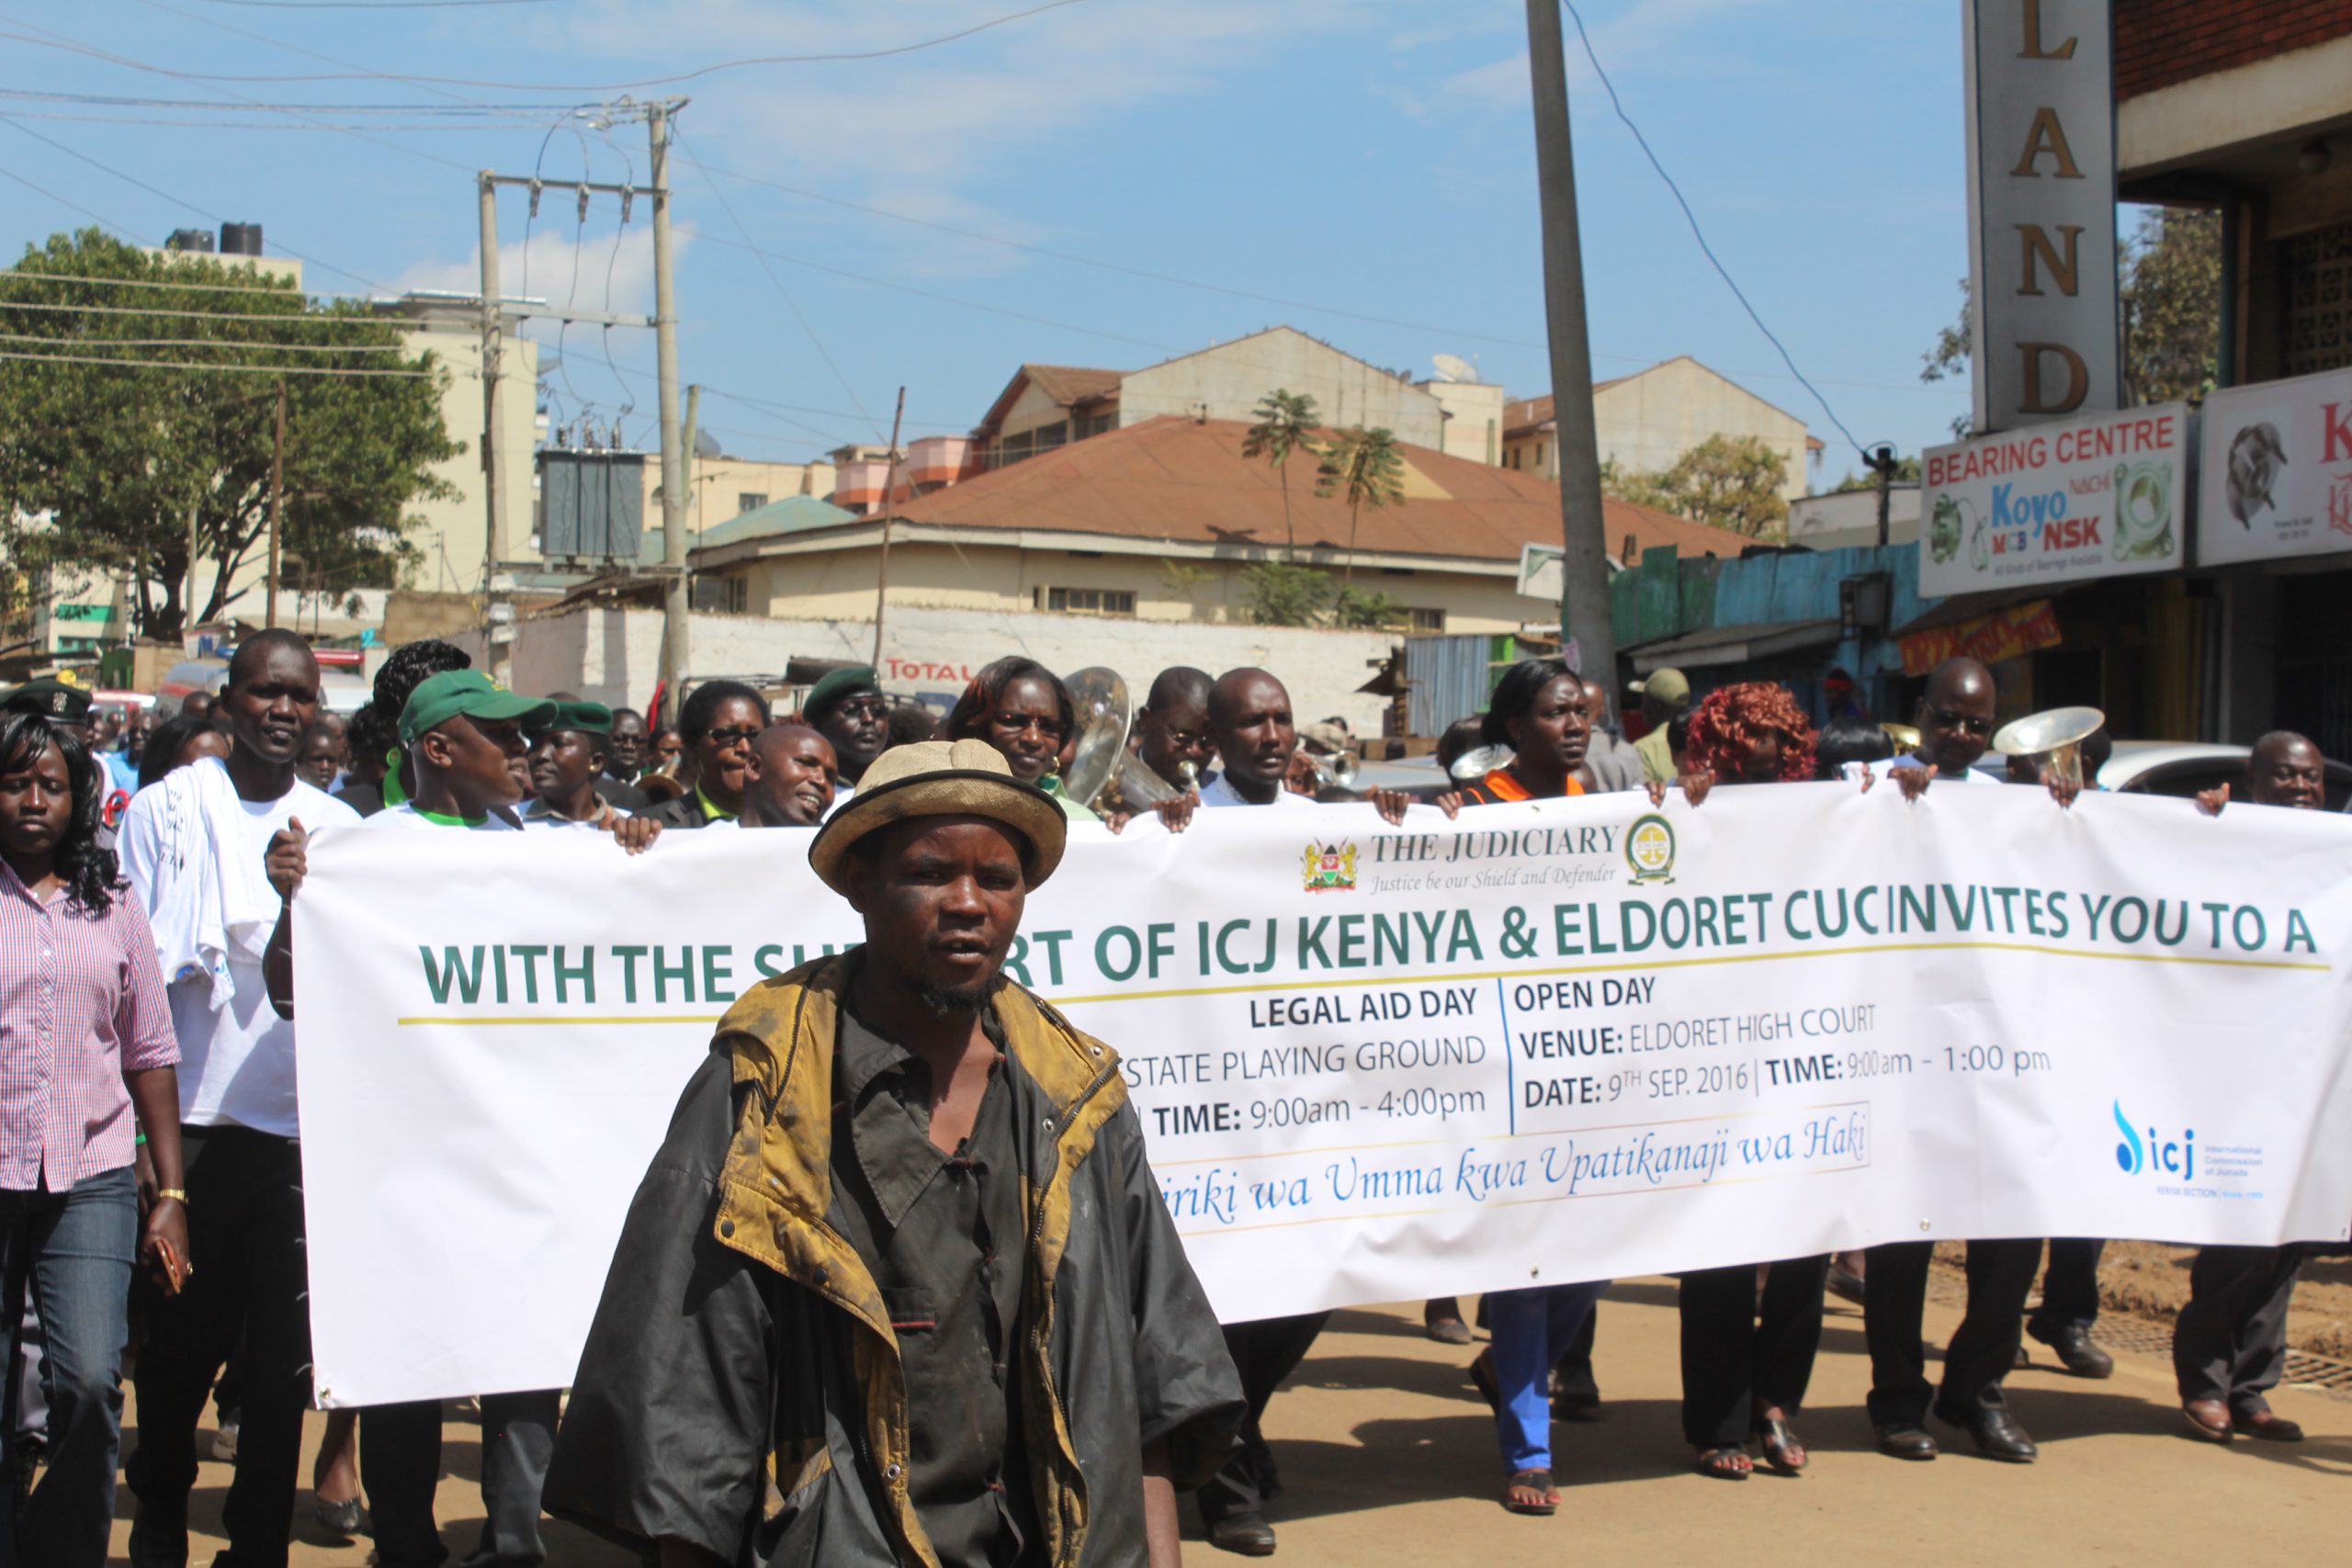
[808,739,1068,894]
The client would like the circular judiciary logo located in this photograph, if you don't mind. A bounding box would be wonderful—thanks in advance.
[1625,814,1677,885]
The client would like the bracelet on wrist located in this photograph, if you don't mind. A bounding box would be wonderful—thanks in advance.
[155,1188,188,1204]
[135,1133,148,1146]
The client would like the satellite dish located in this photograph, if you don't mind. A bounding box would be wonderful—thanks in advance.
[1431,353,1479,385]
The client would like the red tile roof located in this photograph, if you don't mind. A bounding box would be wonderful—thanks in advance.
[886,415,1752,565]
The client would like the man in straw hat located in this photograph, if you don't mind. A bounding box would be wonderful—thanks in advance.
[546,739,1243,1568]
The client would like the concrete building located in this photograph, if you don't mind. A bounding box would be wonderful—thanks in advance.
[689,414,1751,638]
[650,455,841,533]
[968,328,1490,472]
[2107,0,2352,751]
[1502,356,1818,504]
[1786,485,1922,552]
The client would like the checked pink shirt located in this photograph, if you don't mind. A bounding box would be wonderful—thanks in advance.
[0,861,180,1191]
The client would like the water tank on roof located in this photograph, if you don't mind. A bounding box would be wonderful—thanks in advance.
[166,228,214,254]
[219,222,264,256]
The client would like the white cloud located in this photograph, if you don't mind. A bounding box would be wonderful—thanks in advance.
[1396,0,1783,121]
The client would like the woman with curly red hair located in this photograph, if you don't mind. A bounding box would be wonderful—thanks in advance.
[1681,681,1817,785]
[1673,681,1833,1482]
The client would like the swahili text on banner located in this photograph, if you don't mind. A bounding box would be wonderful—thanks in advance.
[293,785,2352,1406]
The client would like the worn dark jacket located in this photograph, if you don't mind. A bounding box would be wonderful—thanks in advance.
[544,955,1243,1568]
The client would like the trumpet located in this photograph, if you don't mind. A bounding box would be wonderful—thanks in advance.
[1062,667,1193,812]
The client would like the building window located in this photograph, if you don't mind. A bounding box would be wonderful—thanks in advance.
[694,576,750,614]
[1038,586,1136,616]
[737,492,768,513]
[1535,440,1546,469]
[1408,608,1445,633]
[1080,411,1115,438]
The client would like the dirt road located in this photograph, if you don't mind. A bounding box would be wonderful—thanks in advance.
[112,1274,2347,1565]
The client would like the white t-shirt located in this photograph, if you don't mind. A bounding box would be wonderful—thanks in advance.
[119,773,359,1138]
[1887,753,1986,783]
[366,803,521,831]
[518,798,624,831]
[1198,771,1317,809]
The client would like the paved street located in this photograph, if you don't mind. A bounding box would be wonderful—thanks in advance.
[112,1272,2349,1565]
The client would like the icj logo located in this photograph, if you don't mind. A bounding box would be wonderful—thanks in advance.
[1301,841,1357,893]
[2113,1100,2194,1180]
[1625,814,1677,885]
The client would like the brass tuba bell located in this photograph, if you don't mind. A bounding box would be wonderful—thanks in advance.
[1991,705,2106,791]
[1061,666,1184,812]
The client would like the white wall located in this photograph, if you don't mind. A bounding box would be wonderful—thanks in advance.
[1787,486,1922,551]
[492,604,1398,733]
[1119,329,1447,448]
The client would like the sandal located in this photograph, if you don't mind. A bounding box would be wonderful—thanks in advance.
[1505,1468,1560,1516]
[1695,1446,1752,1480]
[313,1494,368,1537]
[1754,1416,1807,1475]
[1468,1350,1501,1416]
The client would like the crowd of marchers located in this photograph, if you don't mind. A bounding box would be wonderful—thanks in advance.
[0,634,2338,1568]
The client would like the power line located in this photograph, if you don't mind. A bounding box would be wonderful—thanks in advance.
[0,298,384,324]
[0,164,145,238]
[0,88,560,113]
[16,0,1094,89]
[0,330,403,352]
[680,130,883,442]
[1557,0,1866,456]
[187,0,555,10]
[0,269,343,296]
[0,333,401,355]
[0,347,445,376]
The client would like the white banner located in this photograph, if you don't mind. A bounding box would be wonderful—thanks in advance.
[2197,367,2352,566]
[1921,405,2188,596]
[294,786,2352,1406]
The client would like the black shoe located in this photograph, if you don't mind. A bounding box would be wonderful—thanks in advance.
[1826,1264,1867,1304]
[1935,1403,2039,1462]
[129,1498,191,1568]
[2029,1322,2114,1379]
[1206,1510,1278,1556]
[1874,1421,1939,1461]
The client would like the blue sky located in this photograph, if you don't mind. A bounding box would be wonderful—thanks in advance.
[1,0,1982,479]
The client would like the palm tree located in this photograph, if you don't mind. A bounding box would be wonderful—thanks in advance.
[1314,425,1407,583]
[1240,389,1320,559]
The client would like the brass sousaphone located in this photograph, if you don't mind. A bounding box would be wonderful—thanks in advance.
[1061,666,1190,812]
[1991,705,2106,790]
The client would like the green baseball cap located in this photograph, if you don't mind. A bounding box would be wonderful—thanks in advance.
[542,700,614,736]
[1631,668,1690,708]
[398,670,555,745]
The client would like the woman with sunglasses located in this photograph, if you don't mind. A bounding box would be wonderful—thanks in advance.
[943,658,1102,823]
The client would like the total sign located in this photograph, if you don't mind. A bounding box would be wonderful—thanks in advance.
[1920,404,2188,597]
[2196,367,2352,567]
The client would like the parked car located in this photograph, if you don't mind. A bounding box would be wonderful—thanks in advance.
[2098,741,2352,811]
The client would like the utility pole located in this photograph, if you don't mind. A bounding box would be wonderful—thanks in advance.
[1862,444,1900,548]
[265,379,287,629]
[1525,0,1617,686]
[680,381,701,551]
[650,98,690,727]
[870,387,907,670]
[477,170,504,597]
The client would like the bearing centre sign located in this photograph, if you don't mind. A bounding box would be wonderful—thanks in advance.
[1921,403,2188,596]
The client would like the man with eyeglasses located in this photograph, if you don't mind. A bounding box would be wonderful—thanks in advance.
[1866,656,2060,1465]
[1135,666,1216,794]
[643,682,772,829]
[802,667,893,807]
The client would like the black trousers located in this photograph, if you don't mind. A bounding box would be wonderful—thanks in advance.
[2027,1238,2106,1336]
[1196,1313,1328,1523]
[364,1389,563,1568]
[1677,1258,1828,1449]
[2172,1245,2302,1415]
[1863,1237,2039,1425]
[126,1127,311,1568]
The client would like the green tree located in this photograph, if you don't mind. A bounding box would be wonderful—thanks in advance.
[1331,585,1408,630]
[1313,424,1407,582]
[1832,455,1921,491]
[0,230,459,639]
[1240,388,1321,560]
[1238,560,1336,626]
[2122,206,2222,405]
[1919,207,2223,430]
[1617,434,1792,538]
